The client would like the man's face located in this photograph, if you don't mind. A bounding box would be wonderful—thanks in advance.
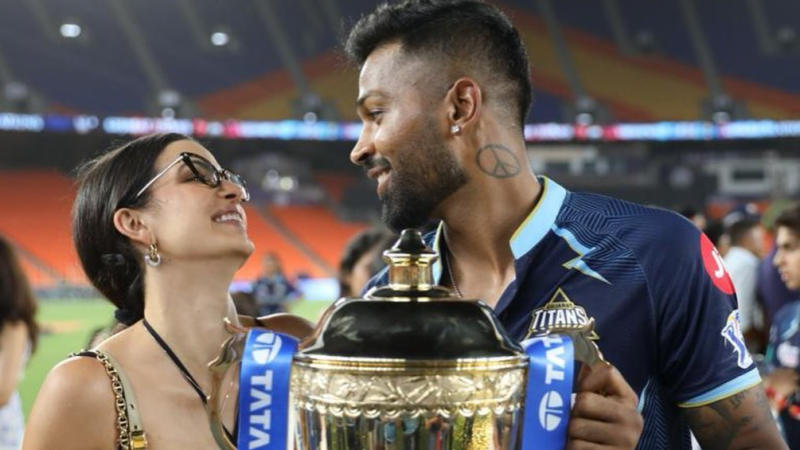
[774,226,800,290]
[350,43,467,232]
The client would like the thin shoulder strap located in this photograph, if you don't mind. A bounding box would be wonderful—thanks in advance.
[72,350,149,449]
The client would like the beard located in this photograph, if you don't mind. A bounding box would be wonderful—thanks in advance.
[380,124,467,232]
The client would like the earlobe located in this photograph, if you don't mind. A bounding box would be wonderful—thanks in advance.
[446,77,481,133]
[112,208,150,246]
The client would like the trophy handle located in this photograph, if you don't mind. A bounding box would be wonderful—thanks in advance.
[207,331,245,450]
[206,314,314,449]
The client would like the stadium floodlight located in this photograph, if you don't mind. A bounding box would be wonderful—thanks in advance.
[210,31,230,47]
[574,96,598,126]
[60,23,82,39]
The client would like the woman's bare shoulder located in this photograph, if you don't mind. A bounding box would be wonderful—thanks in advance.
[24,355,117,449]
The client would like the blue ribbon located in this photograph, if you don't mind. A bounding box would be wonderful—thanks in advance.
[520,334,575,449]
[237,329,298,450]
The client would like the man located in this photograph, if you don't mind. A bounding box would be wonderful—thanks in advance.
[345,1,785,448]
[338,226,395,297]
[764,204,800,446]
[724,218,766,350]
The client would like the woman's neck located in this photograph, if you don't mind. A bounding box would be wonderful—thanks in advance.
[141,259,241,380]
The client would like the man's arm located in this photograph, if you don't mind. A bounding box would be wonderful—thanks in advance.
[684,384,787,450]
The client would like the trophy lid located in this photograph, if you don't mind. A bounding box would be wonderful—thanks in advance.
[297,229,522,361]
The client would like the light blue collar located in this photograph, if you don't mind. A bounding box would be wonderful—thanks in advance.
[431,176,568,283]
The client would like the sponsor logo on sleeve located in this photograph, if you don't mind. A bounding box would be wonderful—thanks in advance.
[700,233,735,295]
[721,310,753,369]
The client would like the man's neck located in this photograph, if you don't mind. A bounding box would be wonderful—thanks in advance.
[442,171,542,275]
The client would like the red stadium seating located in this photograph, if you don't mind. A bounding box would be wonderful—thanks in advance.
[234,205,329,281]
[0,170,357,287]
[18,257,58,288]
[0,170,85,286]
[268,205,368,271]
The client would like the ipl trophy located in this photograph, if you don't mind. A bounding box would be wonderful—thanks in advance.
[207,229,604,449]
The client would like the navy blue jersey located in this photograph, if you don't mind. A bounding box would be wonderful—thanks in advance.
[364,177,760,448]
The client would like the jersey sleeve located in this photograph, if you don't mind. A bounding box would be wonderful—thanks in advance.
[639,212,761,407]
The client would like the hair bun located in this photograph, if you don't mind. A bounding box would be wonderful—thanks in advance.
[114,308,140,326]
[101,253,127,266]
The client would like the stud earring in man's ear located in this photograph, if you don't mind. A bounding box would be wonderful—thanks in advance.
[450,124,461,135]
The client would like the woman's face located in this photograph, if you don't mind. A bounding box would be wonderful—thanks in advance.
[141,140,255,265]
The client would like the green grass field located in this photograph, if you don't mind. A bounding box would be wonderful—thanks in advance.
[19,298,332,418]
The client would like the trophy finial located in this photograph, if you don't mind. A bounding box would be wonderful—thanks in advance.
[381,228,438,291]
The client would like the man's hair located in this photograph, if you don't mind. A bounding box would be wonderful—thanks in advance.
[344,0,532,128]
[775,204,800,236]
[338,227,395,295]
[727,218,759,246]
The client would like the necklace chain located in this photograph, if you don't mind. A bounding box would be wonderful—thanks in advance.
[444,248,463,298]
[142,318,207,405]
[142,318,236,441]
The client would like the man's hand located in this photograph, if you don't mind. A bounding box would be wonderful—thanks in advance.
[567,362,643,449]
[684,384,788,450]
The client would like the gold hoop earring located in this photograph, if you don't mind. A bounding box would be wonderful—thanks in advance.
[144,243,161,267]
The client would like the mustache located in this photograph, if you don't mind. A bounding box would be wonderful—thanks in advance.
[362,156,391,173]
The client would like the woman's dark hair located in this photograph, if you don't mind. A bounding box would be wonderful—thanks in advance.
[73,133,191,324]
[345,0,532,127]
[0,234,39,350]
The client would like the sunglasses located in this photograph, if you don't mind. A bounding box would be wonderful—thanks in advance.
[134,152,250,202]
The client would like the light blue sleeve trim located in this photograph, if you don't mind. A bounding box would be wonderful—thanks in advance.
[678,369,762,408]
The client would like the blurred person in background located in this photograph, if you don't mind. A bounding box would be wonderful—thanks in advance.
[24,133,312,449]
[762,204,800,447]
[724,218,767,352]
[251,252,296,315]
[679,205,708,232]
[338,226,395,297]
[760,245,800,331]
[759,202,800,331]
[345,0,785,447]
[0,235,38,450]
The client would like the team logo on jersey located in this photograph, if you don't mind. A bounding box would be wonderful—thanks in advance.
[700,233,735,295]
[525,288,599,339]
[721,310,753,369]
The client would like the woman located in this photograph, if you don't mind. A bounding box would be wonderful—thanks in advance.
[0,235,38,450]
[25,133,310,449]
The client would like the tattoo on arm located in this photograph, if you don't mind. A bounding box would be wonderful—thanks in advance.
[475,144,520,179]
[684,387,782,450]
